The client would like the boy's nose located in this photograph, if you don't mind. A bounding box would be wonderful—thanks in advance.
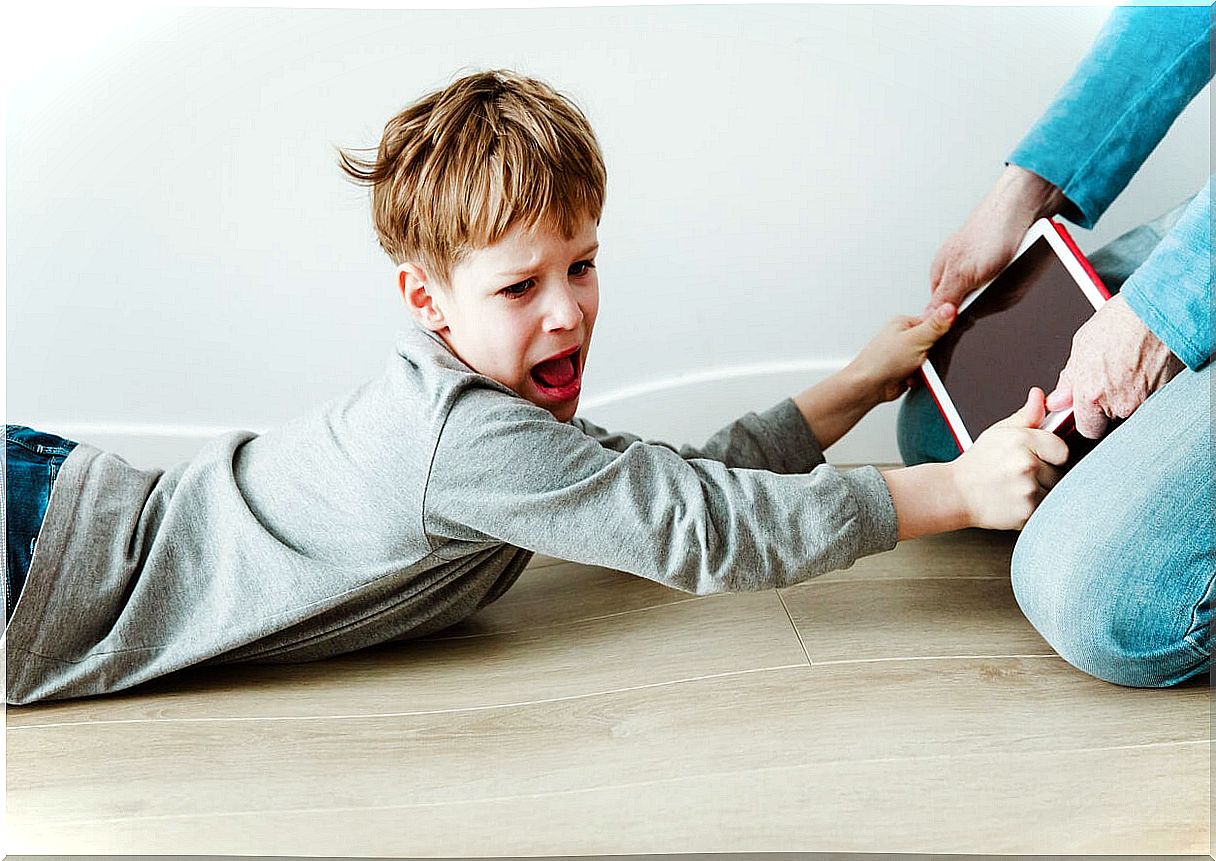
[543,284,584,331]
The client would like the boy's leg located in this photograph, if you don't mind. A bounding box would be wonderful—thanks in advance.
[895,195,1194,466]
[1009,362,1213,687]
[5,426,79,622]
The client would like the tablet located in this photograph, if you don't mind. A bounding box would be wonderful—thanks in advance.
[920,218,1111,451]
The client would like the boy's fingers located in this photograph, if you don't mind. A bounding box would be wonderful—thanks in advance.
[995,387,1046,429]
[912,302,956,343]
[1027,429,1070,466]
[1036,461,1064,492]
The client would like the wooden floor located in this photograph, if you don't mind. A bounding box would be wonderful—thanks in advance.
[5,529,1209,855]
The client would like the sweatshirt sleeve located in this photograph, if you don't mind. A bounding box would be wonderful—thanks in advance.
[570,398,827,474]
[1007,6,1213,229]
[1120,177,1213,370]
[423,387,897,594]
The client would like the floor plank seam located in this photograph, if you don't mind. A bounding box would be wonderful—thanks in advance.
[6,662,815,730]
[814,653,1061,666]
[775,590,812,667]
[30,739,1211,828]
[785,575,1009,591]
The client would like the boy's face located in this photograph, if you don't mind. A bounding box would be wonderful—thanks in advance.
[404,214,600,423]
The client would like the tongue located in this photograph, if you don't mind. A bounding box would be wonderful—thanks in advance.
[533,355,577,388]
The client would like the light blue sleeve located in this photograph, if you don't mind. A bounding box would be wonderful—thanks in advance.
[1121,177,1213,370]
[1008,6,1212,229]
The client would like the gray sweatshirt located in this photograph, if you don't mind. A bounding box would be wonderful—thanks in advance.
[4,324,898,704]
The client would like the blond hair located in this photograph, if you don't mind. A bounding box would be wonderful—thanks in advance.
[339,70,607,284]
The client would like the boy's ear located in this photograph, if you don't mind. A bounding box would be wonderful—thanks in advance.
[397,262,447,332]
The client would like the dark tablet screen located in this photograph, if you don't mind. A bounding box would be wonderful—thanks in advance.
[926,236,1099,436]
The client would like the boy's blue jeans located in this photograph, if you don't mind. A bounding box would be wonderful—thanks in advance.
[897,204,1213,687]
[5,425,78,622]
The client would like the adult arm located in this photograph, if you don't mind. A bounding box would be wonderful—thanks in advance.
[1008,5,1212,229]
[929,7,1212,314]
[1118,178,1213,371]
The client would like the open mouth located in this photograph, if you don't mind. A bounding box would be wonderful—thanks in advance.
[530,346,582,400]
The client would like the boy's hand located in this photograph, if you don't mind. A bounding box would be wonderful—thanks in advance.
[848,304,957,404]
[948,388,1070,530]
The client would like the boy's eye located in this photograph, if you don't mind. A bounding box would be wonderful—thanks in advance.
[500,279,534,298]
[570,260,596,277]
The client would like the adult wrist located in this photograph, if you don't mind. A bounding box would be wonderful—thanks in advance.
[996,164,1066,223]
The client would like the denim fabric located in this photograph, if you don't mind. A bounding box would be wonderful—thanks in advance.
[5,426,77,622]
[898,363,1212,689]
[1011,361,1213,688]
[1007,6,1212,229]
[894,385,961,466]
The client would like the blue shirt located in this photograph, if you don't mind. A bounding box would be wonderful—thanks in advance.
[1008,6,1213,370]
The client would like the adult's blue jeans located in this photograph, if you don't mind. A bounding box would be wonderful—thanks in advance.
[896,203,1213,687]
[5,425,78,622]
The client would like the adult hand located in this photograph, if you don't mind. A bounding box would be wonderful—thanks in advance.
[1045,294,1184,439]
[927,165,1066,315]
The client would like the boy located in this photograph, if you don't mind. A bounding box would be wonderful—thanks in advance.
[4,70,1067,704]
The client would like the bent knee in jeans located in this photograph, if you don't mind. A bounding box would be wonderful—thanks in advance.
[1012,528,1212,687]
[1009,366,1213,688]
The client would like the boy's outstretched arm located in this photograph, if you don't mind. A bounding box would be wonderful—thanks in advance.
[883,388,1069,539]
[793,305,956,449]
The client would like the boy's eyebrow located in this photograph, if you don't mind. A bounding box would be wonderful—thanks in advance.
[494,242,600,279]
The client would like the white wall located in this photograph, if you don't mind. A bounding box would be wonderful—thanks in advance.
[6,4,1210,468]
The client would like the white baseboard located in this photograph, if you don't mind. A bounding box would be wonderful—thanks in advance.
[16,363,904,470]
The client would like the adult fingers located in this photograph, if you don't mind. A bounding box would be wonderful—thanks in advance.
[927,248,971,312]
[1045,369,1073,412]
[929,244,948,294]
[1071,399,1109,440]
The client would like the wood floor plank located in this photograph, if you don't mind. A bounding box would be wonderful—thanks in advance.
[9,722,1206,854]
[7,590,805,727]
[782,576,1051,662]
[8,658,1206,844]
[523,553,565,569]
[8,532,1207,857]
